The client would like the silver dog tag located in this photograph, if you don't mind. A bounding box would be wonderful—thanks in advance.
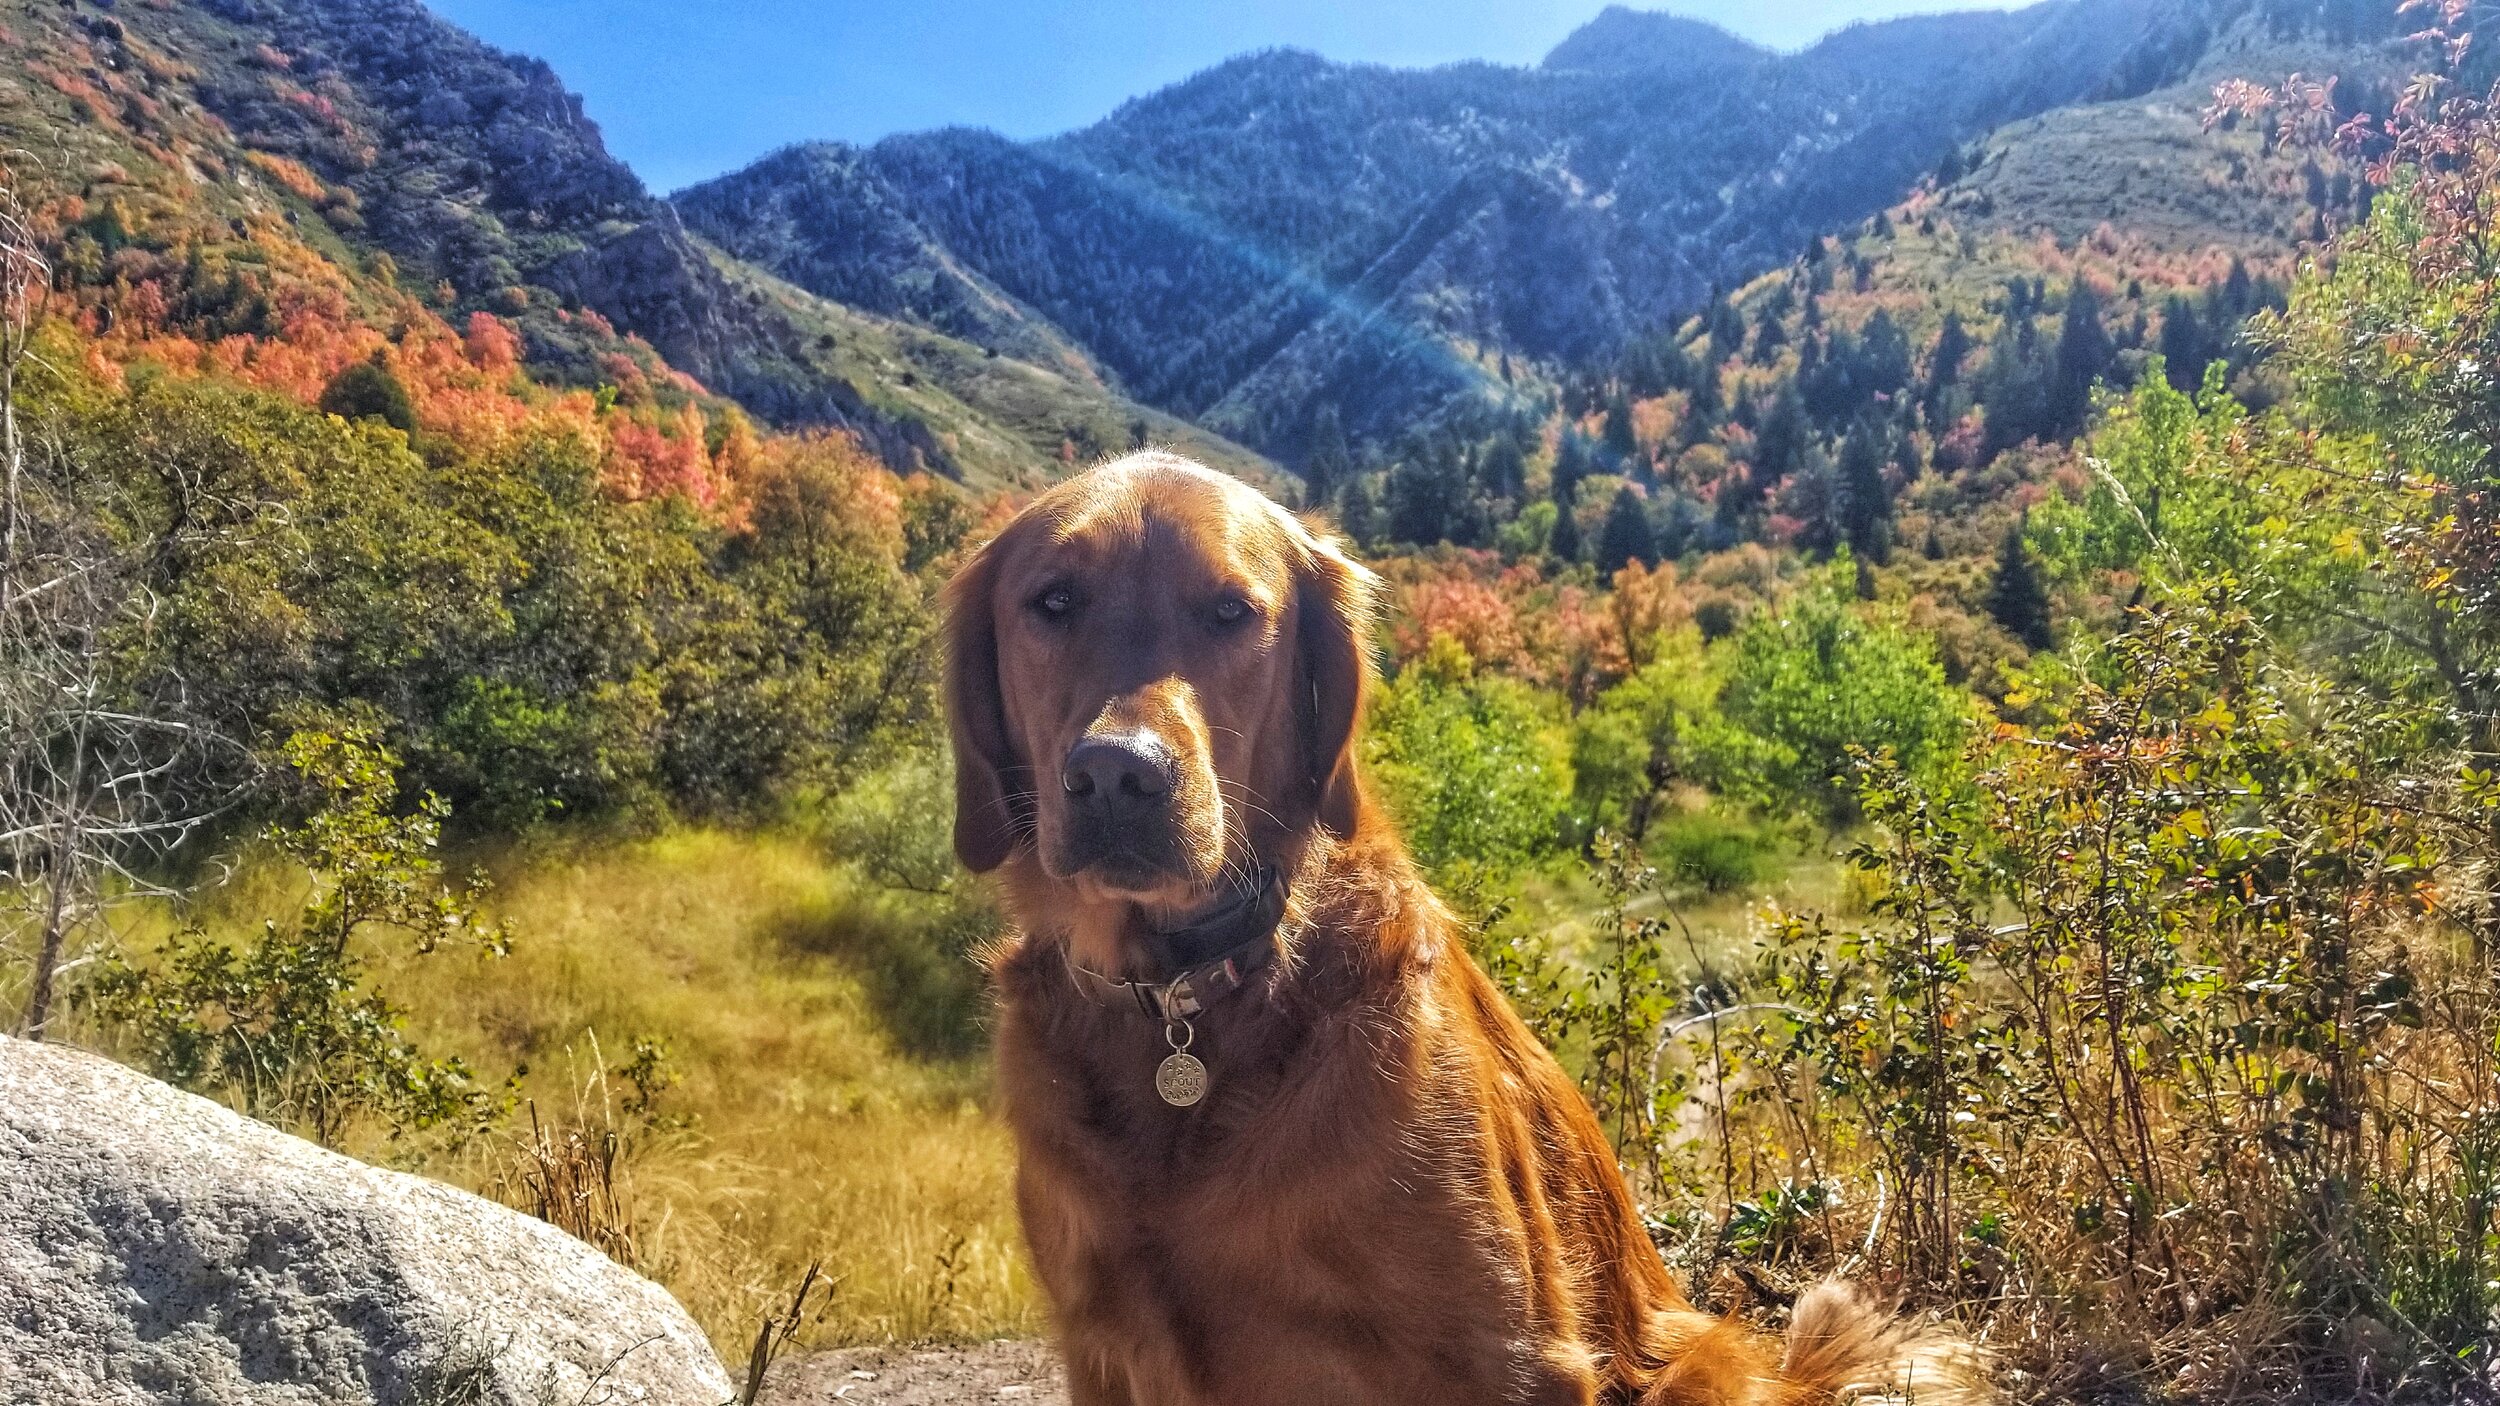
[1155,1051,1208,1107]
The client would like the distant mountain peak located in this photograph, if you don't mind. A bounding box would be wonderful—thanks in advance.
[1541,7,1770,75]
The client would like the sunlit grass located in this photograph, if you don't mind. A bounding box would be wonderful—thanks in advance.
[408,830,1039,1351]
[94,829,1041,1355]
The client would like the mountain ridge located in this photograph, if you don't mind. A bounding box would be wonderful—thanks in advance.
[681,0,2397,465]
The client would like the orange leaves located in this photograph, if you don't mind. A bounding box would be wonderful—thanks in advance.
[1609,560,1694,669]
[1391,563,1528,680]
[604,404,712,504]
[735,431,907,559]
[1377,551,1701,703]
[461,313,523,377]
[243,150,326,203]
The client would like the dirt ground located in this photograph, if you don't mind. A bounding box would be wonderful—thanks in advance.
[764,1340,1069,1406]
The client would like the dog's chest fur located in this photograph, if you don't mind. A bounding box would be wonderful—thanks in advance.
[989,924,1547,1402]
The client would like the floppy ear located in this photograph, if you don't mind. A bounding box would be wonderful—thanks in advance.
[944,546,1027,873]
[1296,531,1379,840]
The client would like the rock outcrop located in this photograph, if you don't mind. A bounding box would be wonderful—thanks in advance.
[0,1035,732,1405]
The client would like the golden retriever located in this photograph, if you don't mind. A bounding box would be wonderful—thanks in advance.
[945,451,1990,1406]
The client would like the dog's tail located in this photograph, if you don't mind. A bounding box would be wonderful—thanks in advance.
[1771,1280,1995,1405]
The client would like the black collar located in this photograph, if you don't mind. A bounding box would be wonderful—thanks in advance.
[1064,867,1287,1022]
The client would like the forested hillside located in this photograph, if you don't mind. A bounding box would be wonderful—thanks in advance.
[680,0,2409,464]
[0,0,1275,488]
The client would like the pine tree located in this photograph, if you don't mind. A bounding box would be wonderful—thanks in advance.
[1929,311,1972,394]
[1550,496,1584,564]
[1752,317,1788,364]
[1480,432,1527,501]
[1860,310,1913,397]
[1338,473,1382,549]
[1755,384,1811,483]
[1708,297,1747,364]
[1305,404,1350,508]
[1688,354,1723,419]
[1597,485,1659,575]
[2050,279,2114,438]
[1552,434,1590,509]
[1980,313,2053,456]
[1986,518,2054,650]
[1603,390,1639,462]
[2159,296,2210,394]
[1836,418,1893,562]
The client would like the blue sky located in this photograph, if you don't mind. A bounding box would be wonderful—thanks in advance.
[428,1,2040,194]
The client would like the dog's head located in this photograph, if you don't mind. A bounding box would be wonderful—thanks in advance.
[945,453,1375,915]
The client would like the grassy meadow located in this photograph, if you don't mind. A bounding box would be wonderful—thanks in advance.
[81,829,1041,1354]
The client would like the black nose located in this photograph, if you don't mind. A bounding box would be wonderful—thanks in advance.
[1063,734,1175,821]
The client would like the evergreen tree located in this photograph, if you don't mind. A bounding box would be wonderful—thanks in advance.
[1338,472,1383,548]
[1986,518,2054,650]
[1597,485,1659,575]
[1386,438,1472,546]
[2159,296,2211,394]
[2222,256,2254,316]
[1836,418,1894,562]
[1979,313,2054,456]
[2050,279,2116,438]
[1755,384,1812,483]
[1552,434,1591,509]
[1305,404,1350,508]
[1860,310,1913,397]
[1480,432,1527,502]
[1550,495,1584,564]
[320,350,415,433]
[1927,311,1972,394]
[1707,297,1747,364]
[1687,354,1723,419]
[1602,390,1639,462]
[1752,317,1788,364]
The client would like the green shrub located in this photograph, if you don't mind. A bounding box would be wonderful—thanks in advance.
[27,364,936,832]
[1364,636,1576,888]
[1570,627,1719,841]
[87,729,512,1146]
[1694,563,1967,823]
[318,350,415,433]
[1645,808,1780,894]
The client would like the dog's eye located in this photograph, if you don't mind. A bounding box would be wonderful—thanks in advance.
[1031,585,1077,620]
[1211,596,1251,627]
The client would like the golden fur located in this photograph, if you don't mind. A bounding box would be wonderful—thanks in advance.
[946,452,1992,1405]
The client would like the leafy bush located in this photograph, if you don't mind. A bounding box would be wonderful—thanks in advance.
[317,350,416,433]
[1694,564,1968,823]
[1645,807,1781,894]
[87,729,512,1146]
[1736,590,2496,1397]
[1365,635,1576,887]
[1569,627,1720,842]
[27,363,939,832]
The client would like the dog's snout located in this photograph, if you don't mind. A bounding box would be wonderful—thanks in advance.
[1062,734,1176,817]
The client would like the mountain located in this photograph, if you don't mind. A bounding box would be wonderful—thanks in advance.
[679,0,2406,469]
[1539,9,1769,77]
[0,0,1277,489]
[0,0,2417,493]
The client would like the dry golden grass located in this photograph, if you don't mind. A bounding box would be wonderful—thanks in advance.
[358,830,1039,1353]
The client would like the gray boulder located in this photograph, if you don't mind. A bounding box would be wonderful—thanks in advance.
[0,1035,734,1406]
